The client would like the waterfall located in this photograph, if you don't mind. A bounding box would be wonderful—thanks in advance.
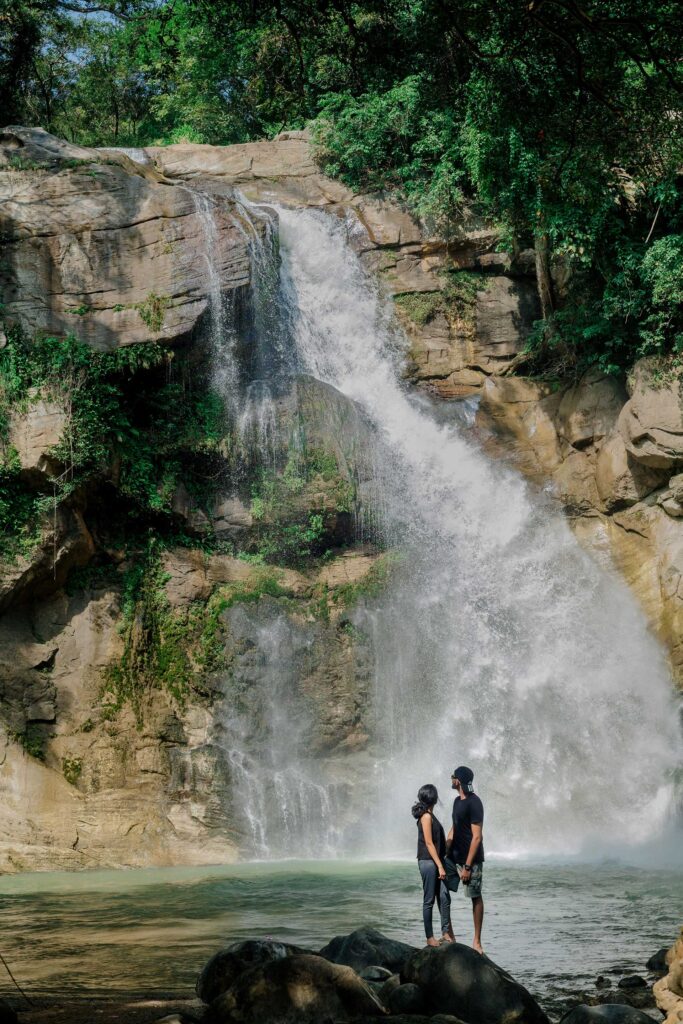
[204,194,681,860]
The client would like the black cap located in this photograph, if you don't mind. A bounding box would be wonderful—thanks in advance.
[452,766,474,792]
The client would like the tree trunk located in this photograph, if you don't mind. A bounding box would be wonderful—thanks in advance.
[534,231,555,321]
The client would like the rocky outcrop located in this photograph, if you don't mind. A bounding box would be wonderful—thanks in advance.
[203,954,385,1024]
[476,361,683,685]
[402,943,549,1024]
[0,545,386,871]
[654,928,683,1024]
[0,126,252,350]
[320,926,418,974]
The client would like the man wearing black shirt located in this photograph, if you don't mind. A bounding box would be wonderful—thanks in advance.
[445,765,485,954]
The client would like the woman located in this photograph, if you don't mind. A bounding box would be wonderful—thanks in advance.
[413,784,454,947]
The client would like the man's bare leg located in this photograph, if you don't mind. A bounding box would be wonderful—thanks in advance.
[472,896,484,953]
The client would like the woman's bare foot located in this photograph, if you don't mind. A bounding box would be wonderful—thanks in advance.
[426,937,440,947]
[473,940,484,955]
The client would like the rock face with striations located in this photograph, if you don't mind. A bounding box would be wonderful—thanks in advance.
[0,126,251,350]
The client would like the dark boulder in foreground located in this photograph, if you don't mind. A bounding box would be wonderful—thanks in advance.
[0,1000,17,1024]
[387,982,427,1015]
[204,953,386,1024]
[560,1004,657,1024]
[320,926,418,973]
[646,948,669,973]
[197,939,313,1003]
[402,942,550,1024]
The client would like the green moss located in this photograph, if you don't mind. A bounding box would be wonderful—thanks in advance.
[136,292,171,332]
[62,756,83,785]
[68,304,91,316]
[332,551,401,609]
[10,725,46,760]
[395,272,482,329]
[394,291,443,327]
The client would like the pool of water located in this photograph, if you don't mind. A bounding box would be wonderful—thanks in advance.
[0,860,680,1012]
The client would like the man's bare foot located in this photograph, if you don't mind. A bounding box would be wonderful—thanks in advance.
[473,941,484,955]
[441,933,454,943]
[426,937,440,947]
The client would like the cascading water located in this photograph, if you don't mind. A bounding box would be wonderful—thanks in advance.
[204,192,681,860]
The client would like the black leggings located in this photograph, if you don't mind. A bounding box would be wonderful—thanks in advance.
[418,859,452,939]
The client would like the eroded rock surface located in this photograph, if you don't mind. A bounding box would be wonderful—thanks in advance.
[476,362,683,685]
[0,126,252,350]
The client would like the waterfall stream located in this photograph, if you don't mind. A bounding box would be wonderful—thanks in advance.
[205,195,681,860]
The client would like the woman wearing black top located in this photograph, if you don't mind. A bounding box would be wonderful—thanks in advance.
[412,784,454,946]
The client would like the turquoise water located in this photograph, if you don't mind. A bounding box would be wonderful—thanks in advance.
[0,861,680,1012]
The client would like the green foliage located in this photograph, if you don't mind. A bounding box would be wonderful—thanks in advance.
[136,293,171,333]
[62,756,82,784]
[395,273,481,329]
[10,724,46,760]
[103,540,291,719]
[0,331,229,563]
[332,551,401,609]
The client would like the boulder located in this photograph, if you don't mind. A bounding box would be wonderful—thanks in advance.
[319,926,418,973]
[654,927,683,1024]
[387,983,428,1015]
[204,953,386,1023]
[0,1000,17,1024]
[647,947,670,972]
[617,977,647,989]
[595,434,665,511]
[197,939,312,1003]
[559,1005,656,1024]
[557,371,626,450]
[401,942,549,1024]
[618,359,683,469]
[378,973,402,1005]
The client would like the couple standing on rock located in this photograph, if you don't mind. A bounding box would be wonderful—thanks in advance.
[413,765,485,954]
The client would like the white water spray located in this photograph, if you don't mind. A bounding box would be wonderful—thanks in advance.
[198,189,680,860]
[272,205,681,858]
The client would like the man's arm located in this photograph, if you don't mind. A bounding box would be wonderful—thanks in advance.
[460,823,482,881]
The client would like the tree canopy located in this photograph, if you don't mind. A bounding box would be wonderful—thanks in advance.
[1,0,682,374]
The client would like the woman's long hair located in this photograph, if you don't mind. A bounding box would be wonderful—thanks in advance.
[412,783,438,819]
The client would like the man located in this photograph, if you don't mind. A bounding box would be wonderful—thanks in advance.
[445,765,484,954]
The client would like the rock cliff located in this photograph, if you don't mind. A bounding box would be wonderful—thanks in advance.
[0,125,680,872]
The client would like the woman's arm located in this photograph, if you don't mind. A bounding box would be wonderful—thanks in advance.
[421,814,446,879]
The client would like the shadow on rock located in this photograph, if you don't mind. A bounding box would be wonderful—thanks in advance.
[203,953,386,1024]
[319,926,418,974]
[401,942,550,1024]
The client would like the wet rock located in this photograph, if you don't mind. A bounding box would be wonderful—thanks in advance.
[646,947,670,972]
[0,999,17,1024]
[378,974,401,1005]
[204,953,385,1023]
[360,966,394,983]
[596,978,611,989]
[401,942,549,1024]
[197,939,312,1003]
[617,977,647,989]
[320,926,418,973]
[591,991,655,1010]
[387,982,427,1015]
[559,1004,656,1024]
